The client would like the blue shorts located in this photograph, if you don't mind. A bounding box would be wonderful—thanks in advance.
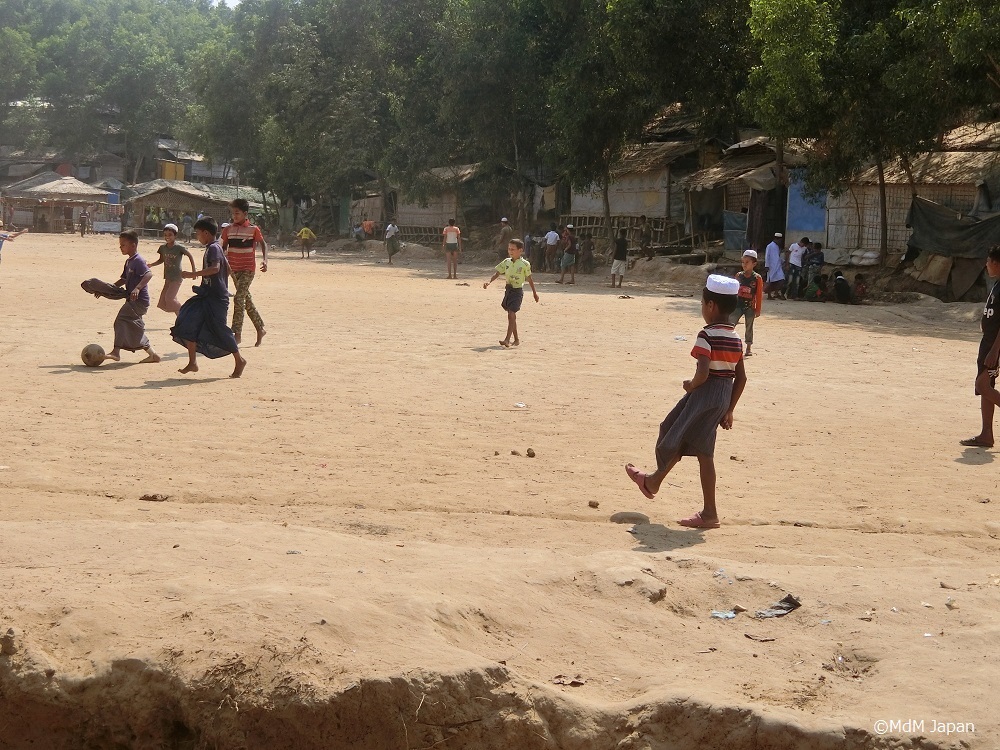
[501,285,523,312]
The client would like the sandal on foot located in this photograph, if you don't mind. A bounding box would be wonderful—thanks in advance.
[678,511,720,529]
[960,437,994,447]
[625,463,655,499]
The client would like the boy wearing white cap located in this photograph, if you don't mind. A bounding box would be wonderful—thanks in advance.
[148,223,196,313]
[732,249,763,356]
[626,274,747,529]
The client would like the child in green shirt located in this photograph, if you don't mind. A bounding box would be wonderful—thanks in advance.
[483,239,539,348]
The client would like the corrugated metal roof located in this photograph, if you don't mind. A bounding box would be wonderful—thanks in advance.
[427,163,481,184]
[681,154,775,191]
[612,141,700,176]
[856,151,1000,185]
[2,170,64,193]
[128,179,265,206]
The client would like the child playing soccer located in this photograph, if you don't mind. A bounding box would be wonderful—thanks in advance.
[171,217,247,378]
[80,230,161,363]
[296,224,317,258]
[961,246,1000,447]
[0,227,28,272]
[483,239,539,347]
[732,249,763,356]
[625,274,747,529]
[148,223,195,313]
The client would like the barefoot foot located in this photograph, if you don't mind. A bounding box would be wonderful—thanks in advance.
[105,351,121,362]
[231,355,247,378]
[499,340,510,348]
[178,363,199,374]
[255,328,266,347]
[139,353,161,364]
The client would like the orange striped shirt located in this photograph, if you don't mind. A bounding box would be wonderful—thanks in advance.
[222,220,263,272]
[691,324,743,378]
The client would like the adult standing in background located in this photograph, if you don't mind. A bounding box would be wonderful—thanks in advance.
[498,217,514,258]
[764,232,786,300]
[543,223,560,272]
[384,220,400,264]
[638,215,653,260]
[442,218,462,279]
[786,236,808,299]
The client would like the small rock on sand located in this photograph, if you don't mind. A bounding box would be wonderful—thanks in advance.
[588,500,600,508]
[526,448,535,457]
[139,494,169,502]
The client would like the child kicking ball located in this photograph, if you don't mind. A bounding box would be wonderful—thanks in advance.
[625,274,747,529]
[484,239,538,347]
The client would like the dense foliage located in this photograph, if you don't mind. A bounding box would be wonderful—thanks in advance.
[1,0,997,205]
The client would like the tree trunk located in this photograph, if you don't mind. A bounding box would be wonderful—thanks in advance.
[876,156,889,264]
[900,154,918,199]
[601,169,613,257]
[131,154,143,185]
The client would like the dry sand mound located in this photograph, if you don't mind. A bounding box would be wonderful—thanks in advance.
[626,256,711,287]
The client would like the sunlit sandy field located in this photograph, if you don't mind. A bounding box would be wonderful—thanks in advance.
[0,232,995,749]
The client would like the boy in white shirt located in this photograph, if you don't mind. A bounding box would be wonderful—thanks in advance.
[786,236,809,299]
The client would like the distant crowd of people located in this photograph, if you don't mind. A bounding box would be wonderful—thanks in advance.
[761,233,867,304]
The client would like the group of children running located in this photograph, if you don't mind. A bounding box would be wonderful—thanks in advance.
[81,198,267,378]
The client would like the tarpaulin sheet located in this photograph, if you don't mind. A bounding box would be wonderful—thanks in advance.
[907,196,1000,259]
[723,210,747,254]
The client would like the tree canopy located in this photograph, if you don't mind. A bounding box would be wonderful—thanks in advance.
[0,0,996,206]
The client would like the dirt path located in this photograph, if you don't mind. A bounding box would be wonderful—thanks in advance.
[0,233,994,749]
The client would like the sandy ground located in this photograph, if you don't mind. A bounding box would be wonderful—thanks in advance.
[0,233,997,749]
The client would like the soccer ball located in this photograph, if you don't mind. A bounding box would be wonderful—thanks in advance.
[81,344,106,367]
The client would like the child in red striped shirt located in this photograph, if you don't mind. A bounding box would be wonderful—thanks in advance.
[626,275,748,529]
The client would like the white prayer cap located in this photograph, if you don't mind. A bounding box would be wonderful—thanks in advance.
[743,249,758,259]
[706,274,740,295]
[774,232,783,238]
[501,217,509,222]
[566,224,574,229]
[163,223,178,232]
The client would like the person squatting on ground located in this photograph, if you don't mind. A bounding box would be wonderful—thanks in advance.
[171,216,247,379]
[148,223,195,313]
[732,249,763,357]
[483,239,539,348]
[442,218,462,279]
[610,228,628,287]
[80,230,161,364]
[625,274,747,529]
[222,198,267,346]
[961,245,1000,448]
